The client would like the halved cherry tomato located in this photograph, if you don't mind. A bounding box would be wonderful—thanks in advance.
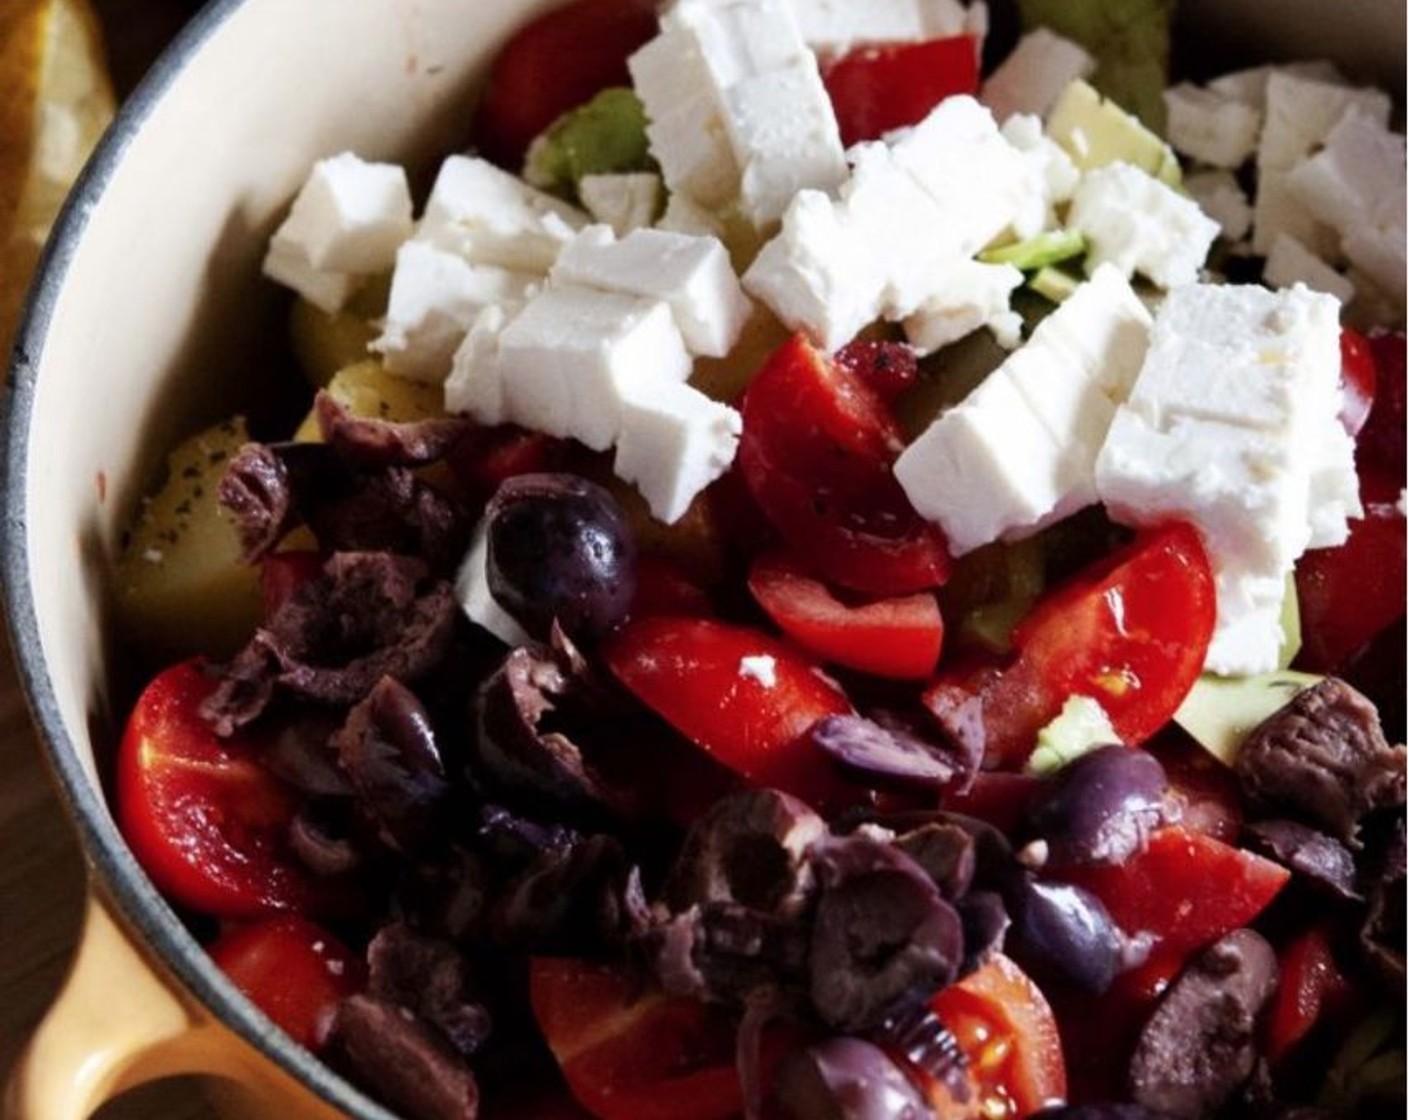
[748,552,943,679]
[1064,826,1290,959]
[260,549,323,618]
[208,915,363,1051]
[739,334,950,596]
[1357,328,1405,477]
[471,0,659,169]
[928,952,1067,1119]
[926,523,1216,767]
[1295,467,1407,673]
[529,957,768,1120]
[117,660,341,919]
[447,425,570,510]
[603,616,860,812]
[1339,327,1378,437]
[1263,925,1354,1064]
[822,36,980,146]
[833,339,921,404]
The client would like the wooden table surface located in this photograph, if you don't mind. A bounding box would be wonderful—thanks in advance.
[2,4,216,1116]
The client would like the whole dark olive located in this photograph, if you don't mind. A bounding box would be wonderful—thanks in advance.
[1027,746,1169,867]
[1009,876,1135,994]
[774,1038,934,1120]
[485,473,636,642]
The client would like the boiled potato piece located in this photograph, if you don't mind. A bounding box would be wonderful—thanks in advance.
[114,416,261,661]
[287,273,389,388]
[292,358,446,442]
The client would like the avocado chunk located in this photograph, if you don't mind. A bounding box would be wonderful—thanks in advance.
[522,88,653,199]
[1174,670,1322,767]
[1046,80,1181,187]
[981,229,1087,271]
[1028,695,1121,774]
[1029,265,1083,304]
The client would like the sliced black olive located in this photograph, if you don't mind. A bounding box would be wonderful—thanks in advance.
[1027,746,1169,867]
[774,1038,935,1120]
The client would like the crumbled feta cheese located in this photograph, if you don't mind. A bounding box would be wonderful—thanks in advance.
[444,303,519,424]
[1001,113,1080,230]
[1163,83,1262,169]
[263,234,357,313]
[738,653,779,687]
[1263,233,1356,305]
[454,520,531,647]
[656,192,726,238]
[1095,283,1355,676]
[1069,162,1219,289]
[615,381,743,523]
[1207,61,1342,109]
[1184,169,1253,243]
[552,225,754,357]
[372,242,537,382]
[981,29,1095,123]
[418,155,586,271]
[578,172,664,236]
[903,260,1023,353]
[270,152,413,274]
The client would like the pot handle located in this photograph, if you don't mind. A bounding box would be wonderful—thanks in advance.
[3,888,344,1120]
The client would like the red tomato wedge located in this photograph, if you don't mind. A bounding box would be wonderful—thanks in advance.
[748,552,944,679]
[1263,925,1354,1064]
[471,0,659,168]
[1064,826,1290,959]
[208,915,363,1051]
[603,617,859,812]
[823,36,981,146]
[739,334,950,596]
[1339,327,1378,437]
[926,523,1216,767]
[1295,468,1407,673]
[928,953,1067,1119]
[117,660,341,919]
[1357,328,1405,477]
[529,957,759,1120]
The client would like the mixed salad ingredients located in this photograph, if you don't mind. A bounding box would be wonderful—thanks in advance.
[109,1,1406,1118]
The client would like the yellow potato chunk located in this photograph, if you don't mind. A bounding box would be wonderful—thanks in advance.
[292,357,446,442]
[113,416,262,661]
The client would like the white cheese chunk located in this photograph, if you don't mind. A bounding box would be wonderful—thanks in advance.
[493,288,691,452]
[263,234,357,313]
[418,155,585,272]
[1184,169,1253,243]
[454,520,531,648]
[903,260,1023,354]
[579,173,664,236]
[614,381,743,523]
[1288,108,1407,236]
[1163,84,1262,169]
[981,29,1095,124]
[1069,162,1219,289]
[271,152,413,274]
[552,225,753,357]
[1263,234,1356,305]
[1207,61,1342,109]
[444,303,519,425]
[1342,226,1407,309]
[656,192,726,239]
[373,242,537,383]
[1307,420,1362,550]
[1001,113,1080,232]
[785,0,926,51]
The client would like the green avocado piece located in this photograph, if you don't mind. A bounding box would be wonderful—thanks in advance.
[1046,80,1181,187]
[1028,695,1121,775]
[1029,265,1083,304]
[1277,572,1302,669]
[1174,669,1322,767]
[980,229,1087,271]
[522,88,653,198]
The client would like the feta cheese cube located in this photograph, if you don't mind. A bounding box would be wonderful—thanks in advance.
[902,260,1023,353]
[676,0,808,85]
[418,156,585,271]
[1028,265,1154,403]
[614,381,743,523]
[552,226,753,357]
[579,172,664,236]
[1207,61,1342,109]
[454,519,531,647]
[373,242,537,383]
[444,303,518,424]
[981,29,1095,123]
[263,234,357,313]
[1002,113,1080,230]
[496,289,691,451]
[271,153,413,274]
[1163,83,1262,169]
[1342,225,1407,308]
[657,192,726,238]
[1288,108,1406,238]
[1307,420,1362,549]
[1069,162,1219,289]
[785,0,927,52]
[1184,169,1253,243]
[1263,233,1356,305]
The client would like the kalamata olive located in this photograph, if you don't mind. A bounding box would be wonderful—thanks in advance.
[775,1038,935,1120]
[1010,876,1137,994]
[485,473,636,641]
[1027,746,1169,867]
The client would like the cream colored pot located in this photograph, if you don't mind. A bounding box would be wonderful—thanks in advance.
[1,1,1402,1117]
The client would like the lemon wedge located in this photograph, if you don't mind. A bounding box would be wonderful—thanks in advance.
[0,0,115,348]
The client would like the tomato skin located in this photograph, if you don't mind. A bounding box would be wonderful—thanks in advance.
[603,616,861,812]
[928,953,1067,1119]
[739,334,950,596]
[117,660,340,919]
[748,552,944,679]
[208,916,363,1051]
[926,523,1216,767]
[1339,328,1378,437]
[1295,468,1407,673]
[447,425,569,510]
[529,958,755,1120]
[472,0,659,169]
[1263,925,1353,1065]
[834,339,920,404]
[1357,328,1405,477]
[1063,826,1290,959]
[823,36,980,146]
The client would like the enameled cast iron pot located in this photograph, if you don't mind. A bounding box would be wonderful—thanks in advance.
[2,1,1403,1116]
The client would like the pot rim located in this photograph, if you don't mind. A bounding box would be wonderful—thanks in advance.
[1,2,389,1114]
